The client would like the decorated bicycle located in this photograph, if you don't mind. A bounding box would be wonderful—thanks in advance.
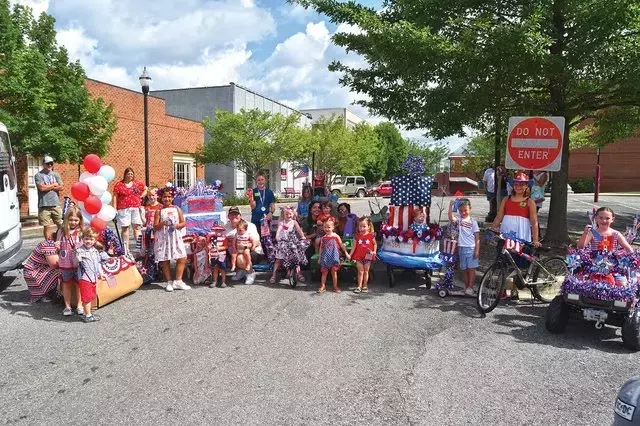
[545,211,640,350]
[377,155,443,288]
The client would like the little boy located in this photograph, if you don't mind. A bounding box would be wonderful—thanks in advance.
[75,228,110,322]
[448,198,480,296]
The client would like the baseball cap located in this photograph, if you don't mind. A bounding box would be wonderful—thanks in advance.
[614,376,640,425]
[228,206,241,215]
[42,156,54,164]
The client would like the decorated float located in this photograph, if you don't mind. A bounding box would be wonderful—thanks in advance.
[377,155,443,287]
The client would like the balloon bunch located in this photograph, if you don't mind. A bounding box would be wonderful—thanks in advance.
[70,154,116,233]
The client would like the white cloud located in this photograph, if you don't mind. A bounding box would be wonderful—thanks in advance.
[10,0,49,17]
[281,4,314,22]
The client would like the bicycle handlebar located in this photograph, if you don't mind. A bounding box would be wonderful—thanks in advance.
[485,229,551,252]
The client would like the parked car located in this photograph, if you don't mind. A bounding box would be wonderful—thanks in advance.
[330,175,368,198]
[0,122,28,279]
[367,181,392,197]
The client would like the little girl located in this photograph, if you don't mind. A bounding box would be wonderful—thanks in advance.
[318,218,351,293]
[231,219,253,273]
[75,228,110,322]
[411,209,428,233]
[209,225,229,288]
[57,205,84,316]
[578,207,634,253]
[270,207,309,284]
[191,235,211,286]
[349,217,377,293]
[315,201,336,252]
[143,188,162,227]
[154,187,190,292]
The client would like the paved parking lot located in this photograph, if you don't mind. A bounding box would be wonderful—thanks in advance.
[1,193,638,425]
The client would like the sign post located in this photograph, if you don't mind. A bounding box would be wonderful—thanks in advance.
[505,116,565,171]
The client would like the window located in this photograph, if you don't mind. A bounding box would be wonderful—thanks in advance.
[356,177,365,185]
[432,181,439,190]
[173,153,196,189]
[0,131,15,192]
[332,176,345,185]
[346,177,355,185]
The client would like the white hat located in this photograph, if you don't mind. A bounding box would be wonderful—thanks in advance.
[42,156,54,164]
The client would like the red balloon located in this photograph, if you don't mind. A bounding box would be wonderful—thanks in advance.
[83,154,102,174]
[84,195,102,215]
[70,182,90,202]
[90,217,107,233]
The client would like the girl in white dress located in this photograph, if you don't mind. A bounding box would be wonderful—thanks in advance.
[153,187,190,292]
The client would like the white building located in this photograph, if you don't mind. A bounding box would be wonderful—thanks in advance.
[300,108,365,129]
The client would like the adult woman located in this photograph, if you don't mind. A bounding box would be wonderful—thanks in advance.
[297,185,312,223]
[336,203,352,236]
[302,201,322,262]
[249,172,276,230]
[113,168,147,253]
[23,240,60,303]
[530,170,548,212]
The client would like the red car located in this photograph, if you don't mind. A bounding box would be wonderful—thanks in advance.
[367,181,392,197]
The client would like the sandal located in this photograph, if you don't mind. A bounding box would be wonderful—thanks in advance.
[317,287,326,294]
[297,273,305,283]
[353,288,362,293]
[362,287,369,293]
[333,287,341,293]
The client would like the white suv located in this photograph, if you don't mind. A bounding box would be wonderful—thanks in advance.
[330,175,368,198]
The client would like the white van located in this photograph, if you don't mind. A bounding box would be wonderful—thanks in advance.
[0,122,28,278]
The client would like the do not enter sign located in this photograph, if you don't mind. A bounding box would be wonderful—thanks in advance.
[506,116,565,171]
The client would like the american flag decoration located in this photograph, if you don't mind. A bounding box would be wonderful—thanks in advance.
[387,205,429,231]
[390,175,433,207]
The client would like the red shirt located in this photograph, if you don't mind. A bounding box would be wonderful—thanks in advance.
[144,203,162,226]
[313,176,325,188]
[504,197,530,219]
[114,180,145,210]
[351,232,376,261]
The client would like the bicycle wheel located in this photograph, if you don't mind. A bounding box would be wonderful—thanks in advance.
[531,256,568,303]
[477,263,506,314]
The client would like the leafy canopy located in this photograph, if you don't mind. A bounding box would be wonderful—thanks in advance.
[0,1,116,162]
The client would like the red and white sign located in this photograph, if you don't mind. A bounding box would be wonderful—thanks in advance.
[506,116,565,171]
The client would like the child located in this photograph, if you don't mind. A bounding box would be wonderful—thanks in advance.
[312,171,328,198]
[349,216,377,293]
[297,185,312,222]
[192,234,211,286]
[143,188,162,227]
[577,207,634,253]
[318,218,351,293]
[209,225,229,288]
[231,219,253,273]
[56,205,84,316]
[75,228,110,322]
[448,198,480,296]
[270,207,309,284]
[154,187,190,292]
[411,208,428,232]
[314,201,336,252]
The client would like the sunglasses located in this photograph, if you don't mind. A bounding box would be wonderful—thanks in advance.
[45,162,54,166]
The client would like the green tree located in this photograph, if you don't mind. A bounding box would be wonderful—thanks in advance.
[296,0,640,243]
[374,122,407,178]
[407,140,449,175]
[354,122,385,183]
[0,1,116,162]
[308,116,361,184]
[199,108,305,184]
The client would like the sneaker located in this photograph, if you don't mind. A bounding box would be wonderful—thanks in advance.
[209,281,217,288]
[245,271,256,285]
[76,306,84,316]
[219,282,227,288]
[232,270,246,281]
[464,288,474,296]
[165,281,174,292]
[82,314,100,323]
[173,280,192,290]
[62,307,73,316]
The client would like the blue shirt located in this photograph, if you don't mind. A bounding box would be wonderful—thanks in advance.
[251,187,275,224]
[297,200,310,217]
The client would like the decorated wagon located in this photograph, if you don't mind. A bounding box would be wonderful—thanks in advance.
[377,156,444,287]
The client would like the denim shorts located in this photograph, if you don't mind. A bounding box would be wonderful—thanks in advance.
[60,268,77,283]
[458,246,479,270]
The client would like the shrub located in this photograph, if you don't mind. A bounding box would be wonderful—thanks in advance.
[569,178,595,193]
[223,195,249,206]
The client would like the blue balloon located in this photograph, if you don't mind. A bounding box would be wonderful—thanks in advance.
[98,165,116,183]
[100,191,113,205]
[81,209,94,225]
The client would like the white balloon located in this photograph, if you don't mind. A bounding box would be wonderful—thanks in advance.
[86,175,108,196]
[100,191,113,205]
[98,165,116,183]
[79,171,94,182]
[80,208,93,224]
[97,204,116,222]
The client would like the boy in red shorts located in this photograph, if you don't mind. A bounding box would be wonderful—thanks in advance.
[75,228,110,322]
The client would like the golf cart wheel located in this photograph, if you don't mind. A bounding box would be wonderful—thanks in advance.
[532,256,568,303]
[288,272,297,288]
[545,295,569,334]
[387,264,395,287]
[477,263,506,314]
[424,269,432,290]
[622,308,640,351]
[438,289,448,298]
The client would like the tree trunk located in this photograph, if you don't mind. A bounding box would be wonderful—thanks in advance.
[545,122,571,244]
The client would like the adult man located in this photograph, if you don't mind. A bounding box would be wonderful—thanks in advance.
[483,165,496,221]
[34,156,64,240]
[225,206,263,284]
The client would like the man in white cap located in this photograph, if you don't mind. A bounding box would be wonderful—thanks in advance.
[34,156,64,240]
[225,206,263,284]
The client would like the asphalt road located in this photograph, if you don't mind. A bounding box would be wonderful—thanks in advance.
[2,193,639,425]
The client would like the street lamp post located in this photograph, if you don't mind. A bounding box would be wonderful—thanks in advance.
[139,67,152,187]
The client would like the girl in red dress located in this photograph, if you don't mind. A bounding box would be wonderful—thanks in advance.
[349,217,377,293]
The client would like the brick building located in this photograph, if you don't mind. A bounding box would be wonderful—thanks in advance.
[17,79,205,216]
[568,137,640,192]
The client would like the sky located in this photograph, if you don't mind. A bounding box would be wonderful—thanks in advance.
[13,0,466,150]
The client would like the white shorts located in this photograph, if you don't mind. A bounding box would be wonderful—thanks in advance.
[116,207,143,227]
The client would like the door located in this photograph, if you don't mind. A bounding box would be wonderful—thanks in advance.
[27,155,40,215]
[172,153,196,189]
[345,177,356,195]
[0,130,19,235]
